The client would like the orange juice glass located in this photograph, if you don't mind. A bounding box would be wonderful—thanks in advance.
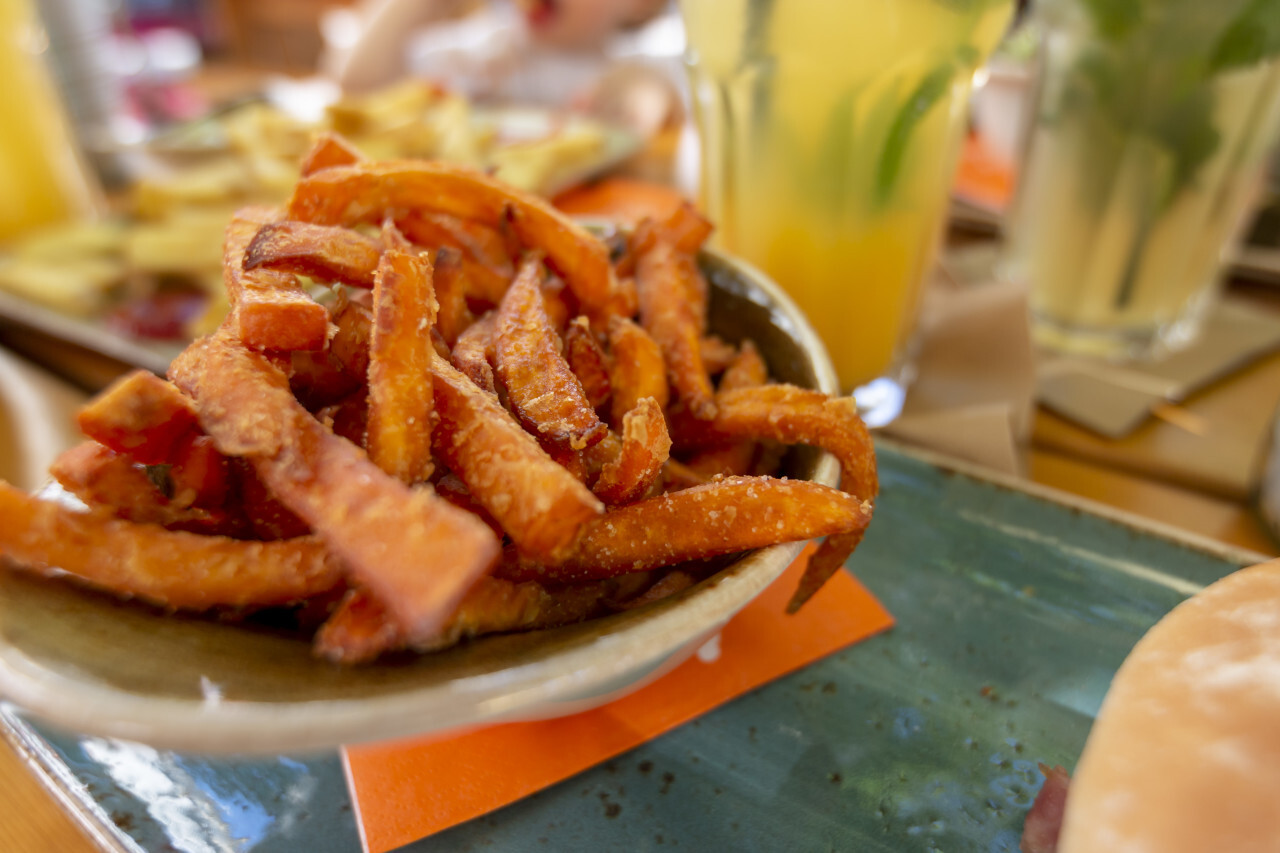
[680,0,1013,423]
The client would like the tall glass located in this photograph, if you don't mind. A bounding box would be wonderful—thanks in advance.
[1000,0,1280,360]
[0,0,99,242]
[679,0,1014,424]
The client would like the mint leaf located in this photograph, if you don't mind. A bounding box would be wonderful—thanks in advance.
[875,52,976,207]
[1209,0,1280,72]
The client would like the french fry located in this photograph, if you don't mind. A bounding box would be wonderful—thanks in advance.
[606,315,669,428]
[285,161,616,314]
[683,340,770,479]
[494,257,607,451]
[563,316,612,409]
[592,397,670,506]
[244,221,382,288]
[300,130,365,176]
[432,247,478,346]
[430,350,603,560]
[168,433,231,510]
[503,476,872,584]
[450,310,498,395]
[635,230,716,419]
[329,291,374,381]
[223,208,331,352]
[171,332,501,641]
[395,209,514,305]
[366,248,437,482]
[314,575,610,663]
[0,481,343,610]
[677,384,878,612]
[76,369,201,464]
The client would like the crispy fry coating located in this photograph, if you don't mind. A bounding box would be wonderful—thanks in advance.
[504,476,872,584]
[171,332,500,641]
[494,257,607,451]
[592,397,670,506]
[223,209,331,351]
[299,130,364,176]
[0,481,343,610]
[450,309,497,394]
[679,384,878,611]
[76,369,200,464]
[564,316,611,409]
[431,247,478,346]
[430,351,603,560]
[606,315,669,428]
[285,161,616,313]
[314,576,610,663]
[366,248,437,482]
[634,234,715,419]
[244,221,382,288]
[395,209,514,305]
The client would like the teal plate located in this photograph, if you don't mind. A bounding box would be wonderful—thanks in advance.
[1,443,1264,852]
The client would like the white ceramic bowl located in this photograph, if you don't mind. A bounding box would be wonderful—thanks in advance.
[0,246,840,754]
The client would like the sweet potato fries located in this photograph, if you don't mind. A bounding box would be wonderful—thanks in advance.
[0,136,877,663]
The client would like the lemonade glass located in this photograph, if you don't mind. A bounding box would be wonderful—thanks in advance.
[679,0,1014,424]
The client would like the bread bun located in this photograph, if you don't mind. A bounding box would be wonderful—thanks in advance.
[1059,558,1280,853]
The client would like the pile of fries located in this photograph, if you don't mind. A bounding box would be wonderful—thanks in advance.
[0,133,877,664]
[0,81,611,332]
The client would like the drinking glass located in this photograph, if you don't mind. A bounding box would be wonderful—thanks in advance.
[679,0,1015,425]
[1000,0,1280,360]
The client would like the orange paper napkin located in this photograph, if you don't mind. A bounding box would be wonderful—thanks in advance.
[343,550,894,853]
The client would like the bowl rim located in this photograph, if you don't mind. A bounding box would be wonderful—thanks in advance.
[0,244,842,754]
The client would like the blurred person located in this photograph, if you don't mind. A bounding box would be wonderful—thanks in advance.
[322,0,681,134]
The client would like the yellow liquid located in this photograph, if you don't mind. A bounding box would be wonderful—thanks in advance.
[1004,31,1280,357]
[0,0,98,242]
[681,0,1012,390]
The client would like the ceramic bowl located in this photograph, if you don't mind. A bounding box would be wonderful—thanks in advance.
[0,246,840,754]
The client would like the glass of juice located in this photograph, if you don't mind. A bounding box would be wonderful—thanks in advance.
[679,0,1015,425]
[0,0,100,242]
[1000,0,1280,360]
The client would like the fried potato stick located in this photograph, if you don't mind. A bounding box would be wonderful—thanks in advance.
[300,130,364,177]
[244,221,382,288]
[634,235,716,419]
[592,397,670,506]
[171,333,500,641]
[432,247,478,346]
[0,481,343,610]
[224,208,331,351]
[606,315,669,428]
[314,576,609,663]
[395,208,514,305]
[503,475,871,584]
[494,257,607,451]
[563,316,611,409]
[366,248,437,482]
[76,369,200,464]
[285,161,615,313]
[430,350,603,560]
[681,384,878,612]
[450,309,497,394]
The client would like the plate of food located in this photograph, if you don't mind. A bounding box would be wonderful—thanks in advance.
[0,81,644,383]
[0,137,875,755]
